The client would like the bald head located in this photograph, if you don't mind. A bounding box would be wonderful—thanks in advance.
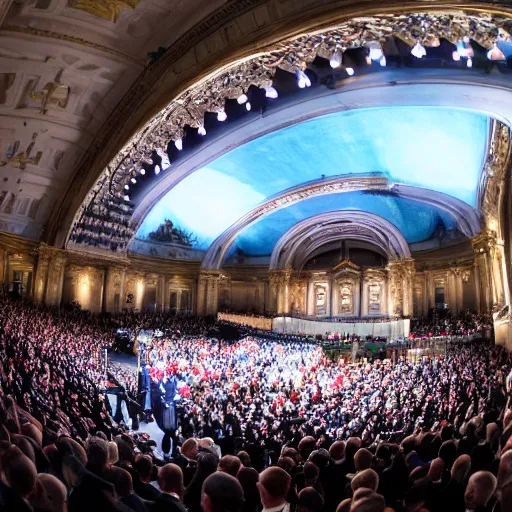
[202,472,244,512]
[329,441,346,462]
[451,454,471,483]
[428,458,445,482]
[181,438,199,460]
[351,468,379,492]
[498,450,512,489]
[465,471,497,509]
[354,449,373,472]
[31,473,67,512]
[350,488,385,512]
[158,463,184,499]
[2,447,37,499]
[219,455,242,477]
[258,467,291,508]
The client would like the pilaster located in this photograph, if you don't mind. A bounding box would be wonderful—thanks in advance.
[197,270,223,316]
[104,266,127,313]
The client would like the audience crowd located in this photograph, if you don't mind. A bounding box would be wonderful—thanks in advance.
[0,296,510,512]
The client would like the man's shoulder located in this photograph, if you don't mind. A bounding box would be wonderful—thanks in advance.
[155,494,187,512]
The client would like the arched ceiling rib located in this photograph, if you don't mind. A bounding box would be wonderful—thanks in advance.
[269,211,411,270]
[201,175,480,270]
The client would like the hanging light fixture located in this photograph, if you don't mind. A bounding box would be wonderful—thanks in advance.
[124,184,129,190]
[154,165,161,175]
[265,86,279,99]
[367,41,384,61]
[296,70,311,88]
[198,126,206,136]
[345,67,355,76]
[487,44,506,61]
[123,195,130,201]
[329,50,343,68]
[217,110,227,122]
[411,42,427,59]
[140,169,146,175]
[130,177,137,184]
[246,102,251,111]
[237,94,248,104]
[156,148,170,169]
[174,138,183,151]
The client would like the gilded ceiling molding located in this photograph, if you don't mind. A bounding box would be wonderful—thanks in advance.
[202,175,481,270]
[479,119,511,232]
[270,210,411,270]
[48,2,512,249]
[67,0,142,23]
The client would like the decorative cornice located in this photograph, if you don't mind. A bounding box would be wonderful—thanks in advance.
[1,25,144,66]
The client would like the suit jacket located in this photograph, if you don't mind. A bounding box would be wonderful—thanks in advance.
[153,493,188,512]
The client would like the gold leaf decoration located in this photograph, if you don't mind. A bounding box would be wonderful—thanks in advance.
[67,0,141,23]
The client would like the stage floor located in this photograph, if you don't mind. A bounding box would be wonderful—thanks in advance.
[108,352,165,452]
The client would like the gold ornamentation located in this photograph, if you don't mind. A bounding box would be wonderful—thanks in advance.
[1,133,43,170]
[29,80,70,115]
[480,120,510,227]
[67,0,141,23]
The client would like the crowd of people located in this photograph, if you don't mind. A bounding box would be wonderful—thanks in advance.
[409,311,493,338]
[0,295,510,511]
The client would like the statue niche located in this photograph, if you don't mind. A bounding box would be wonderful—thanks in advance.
[315,284,327,316]
[148,219,197,247]
[368,283,381,314]
[339,283,354,315]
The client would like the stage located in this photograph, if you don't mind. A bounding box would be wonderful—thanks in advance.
[108,352,165,453]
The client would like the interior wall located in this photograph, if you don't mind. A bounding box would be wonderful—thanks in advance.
[230,281,264,314]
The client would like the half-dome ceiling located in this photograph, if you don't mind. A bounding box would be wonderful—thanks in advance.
[230,193,457,257]
[135,107,488,254]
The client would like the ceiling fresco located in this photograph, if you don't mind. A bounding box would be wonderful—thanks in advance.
[135,107,489,254]
[228,192,457,257]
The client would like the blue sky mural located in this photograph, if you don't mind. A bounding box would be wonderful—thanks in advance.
[136,107,488,253]
[230,192,457,256]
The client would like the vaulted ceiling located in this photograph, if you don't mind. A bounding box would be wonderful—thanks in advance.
[1,0,512,270]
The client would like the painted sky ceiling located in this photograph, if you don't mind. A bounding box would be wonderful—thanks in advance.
[135,107,489,255]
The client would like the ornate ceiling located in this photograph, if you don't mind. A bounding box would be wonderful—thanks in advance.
[0,0,223,238]
[1,1,512,270]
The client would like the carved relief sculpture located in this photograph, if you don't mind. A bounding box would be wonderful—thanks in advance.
[315,284,327,316]
[339,283,353,315]
[148,219,197,247]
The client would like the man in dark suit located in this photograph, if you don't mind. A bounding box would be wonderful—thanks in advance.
[155,375,179,457]
[154,463,187,512]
